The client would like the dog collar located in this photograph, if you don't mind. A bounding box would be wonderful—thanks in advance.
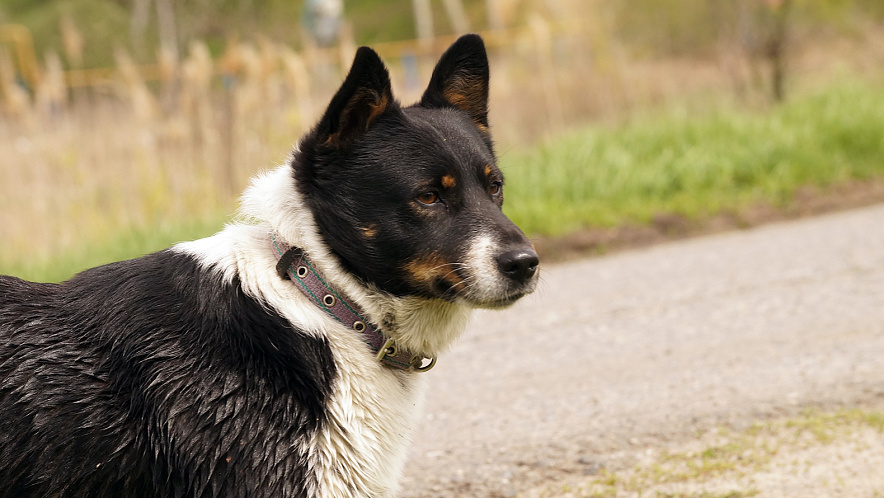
[270,234,436,373]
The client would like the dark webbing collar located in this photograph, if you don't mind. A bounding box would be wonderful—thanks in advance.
[271,234,435,372]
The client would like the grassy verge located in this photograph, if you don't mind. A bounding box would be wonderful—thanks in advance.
[1,215,226,284]
[3,80,884,282]
[526,407,884,497]
[501,80,884,236]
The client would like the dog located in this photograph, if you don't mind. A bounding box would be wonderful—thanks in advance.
[0,34,538,497]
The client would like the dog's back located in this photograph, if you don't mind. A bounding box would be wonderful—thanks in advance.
[0,252,336,497]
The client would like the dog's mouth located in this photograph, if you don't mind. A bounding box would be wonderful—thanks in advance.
[444,278,538,310]
[468,293,530,310]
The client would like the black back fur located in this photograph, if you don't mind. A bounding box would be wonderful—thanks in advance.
[0,252,335,497]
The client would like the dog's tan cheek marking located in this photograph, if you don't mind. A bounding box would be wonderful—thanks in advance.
[404,254,464,296]
[441,175,456,189]
[440,267,464,289]
[403,253,448,291]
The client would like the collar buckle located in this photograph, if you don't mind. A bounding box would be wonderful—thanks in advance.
[271,234,436,373]
[375,337,397,362]
[376,337,437,373]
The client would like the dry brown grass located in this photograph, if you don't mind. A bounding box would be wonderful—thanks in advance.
[2,5,882,271]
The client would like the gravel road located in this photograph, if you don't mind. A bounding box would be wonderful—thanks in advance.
[399,204,884,497]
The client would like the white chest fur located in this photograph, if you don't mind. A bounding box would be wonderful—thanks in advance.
[309,345,428,497]
[175,225,456,497]
[174,164,476,496]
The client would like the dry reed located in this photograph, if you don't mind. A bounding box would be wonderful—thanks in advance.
[1,4,881,271]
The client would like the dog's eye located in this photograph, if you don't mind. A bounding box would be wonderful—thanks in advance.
[489,182,502,196]
[417,191,440,205]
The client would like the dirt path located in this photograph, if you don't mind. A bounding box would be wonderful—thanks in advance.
[399,204,884,497]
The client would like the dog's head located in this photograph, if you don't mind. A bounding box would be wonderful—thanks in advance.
[292,35,538,309]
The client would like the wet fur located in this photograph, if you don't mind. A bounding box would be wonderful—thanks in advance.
[0,35,536,497]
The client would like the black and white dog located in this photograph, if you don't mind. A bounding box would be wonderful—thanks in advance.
[0,35,538,497]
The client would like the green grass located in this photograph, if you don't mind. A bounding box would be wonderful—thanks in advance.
[2,215,226,284]
[500,79,884,236]
[3,80,884,282]
[2,0,136,68]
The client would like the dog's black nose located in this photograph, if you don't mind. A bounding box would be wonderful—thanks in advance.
[497,249,539,283]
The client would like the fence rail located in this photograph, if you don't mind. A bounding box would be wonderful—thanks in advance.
[2,22,573,91]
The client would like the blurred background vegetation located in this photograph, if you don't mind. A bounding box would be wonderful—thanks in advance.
[5,0,884,66]
[1,0,884,281]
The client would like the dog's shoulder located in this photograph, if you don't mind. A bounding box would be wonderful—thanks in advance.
[0,241,338,497]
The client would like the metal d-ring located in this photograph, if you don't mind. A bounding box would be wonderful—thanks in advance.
[411,355,437,373]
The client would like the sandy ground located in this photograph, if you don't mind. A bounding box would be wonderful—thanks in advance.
[399,203,884,497]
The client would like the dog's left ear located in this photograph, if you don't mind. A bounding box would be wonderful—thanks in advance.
[421,34,490,131]
[314,46,395,149]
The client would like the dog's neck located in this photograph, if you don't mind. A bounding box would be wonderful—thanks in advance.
[239,164,473,358]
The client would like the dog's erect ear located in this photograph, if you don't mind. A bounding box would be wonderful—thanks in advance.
[315,47,394,148]
[421,34,490,131]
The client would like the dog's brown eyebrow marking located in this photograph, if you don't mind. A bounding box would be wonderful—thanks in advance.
[441,175,456,188]
[484,165,492,177]
[361,224,377,238]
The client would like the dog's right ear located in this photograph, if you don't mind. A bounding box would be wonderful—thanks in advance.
[421,34,490,132]
[312,47,395,149]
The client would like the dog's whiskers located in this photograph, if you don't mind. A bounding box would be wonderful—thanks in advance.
[441,273,479,300]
